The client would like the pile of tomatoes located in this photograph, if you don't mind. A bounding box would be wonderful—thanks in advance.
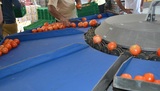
[0,38,20,56]
[32,14,103,33]
[121,73,160,84]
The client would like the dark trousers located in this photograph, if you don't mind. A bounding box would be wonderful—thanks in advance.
[98,4,105,13]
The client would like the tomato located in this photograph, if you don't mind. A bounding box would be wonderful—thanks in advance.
[82,17,87,21]
[0,51,2,56]
[154,80,160,84]
[37,28,43,32]
[156,48,160,57]
[52,25,58,30]
[89,19,97,27]
[78,22,83,27]
[129,44,141,56]
[0,45,4,50]
[70,22,76,28]
[32,29,37,33]
[3,38,9,45]
[83,21,88,28]
[97,14,102,19]
[107,42,117,51]
[48,25,53,31]
[121,73,132,79]
[1,47,9,54]
[144,73,155,82]
[7,39,13,44]
[93,35,102,44]
[10,41,18,48]
[13,39,20,45]
[58,24,64,29]
[5,43,12,51]
[134,75,146,81]
[76,4,82,9]
[44,22,49,26]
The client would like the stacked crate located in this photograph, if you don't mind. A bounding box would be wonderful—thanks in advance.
[23,7,56,31]
[77,2,99,17]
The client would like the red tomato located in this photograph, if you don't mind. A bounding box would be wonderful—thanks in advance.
[154,80,160,84]
[48,25,53,31]
[0,45,4,51]
[1,47,9,54]
[89,19,97,27]
[76,4,82,9]
[78,22,83,27]
[7,39,13,44]
[129,44,141,56]
[10,41,18,48]
[134,75,146,81]
[144,73,155,82]
[93,35,102,44]
[5,43,12,51]
[156,48,160,57]
[3,38,10,45]
[13,39,20,45]
[83,21,88,28]
[121,73,132,79]
[32,29,37,33]
[0,51,2,56]
[97,14,102,19]
[37,28,43,32]
[52,25,58,30]
[82,17,87,21]
[107,42,117,51]
[44,22,49,26]
[70,22,76,28]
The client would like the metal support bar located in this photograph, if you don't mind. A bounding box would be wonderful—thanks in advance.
[145,0,160,22]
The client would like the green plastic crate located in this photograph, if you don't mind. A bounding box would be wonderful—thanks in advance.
[37,7,55,20]
[77,2,99,17]
[14,6,26,18]
[23,20,56,31]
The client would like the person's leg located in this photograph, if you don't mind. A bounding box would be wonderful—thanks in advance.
[2,22,18,37]
[0,24,3,41]
[98,4,105,13]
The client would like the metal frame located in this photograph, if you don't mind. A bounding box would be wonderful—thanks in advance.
[145,0,160,22]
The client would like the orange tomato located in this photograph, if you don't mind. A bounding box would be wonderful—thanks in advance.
[32,29,37,33]
[48,25,53,31]
[52,25,58,30]
[3,38,10,45]
[70,22,76,28]
[83,21,88,28]
[44,22,49,26]
[93,35,102,44]
[0,51,2,56]
[37,28,43,32]
[144,73,155,82]
[97,14,102,19]
[156,48,160,57]
[76,4,82,9]
[82,17,87,21]
[5,43,12,51]
[89,19,97,27]
[13,39,20,45]
[134,75,146,81]
[0,45,4,51]
[78,22,83,27]
[10,41,18,48]
[107,42,117,51]
[129,44,141,56]
[154,80,160,84]
[121,73,132,79]
[7,39,13,44]
[1,47,9,54]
